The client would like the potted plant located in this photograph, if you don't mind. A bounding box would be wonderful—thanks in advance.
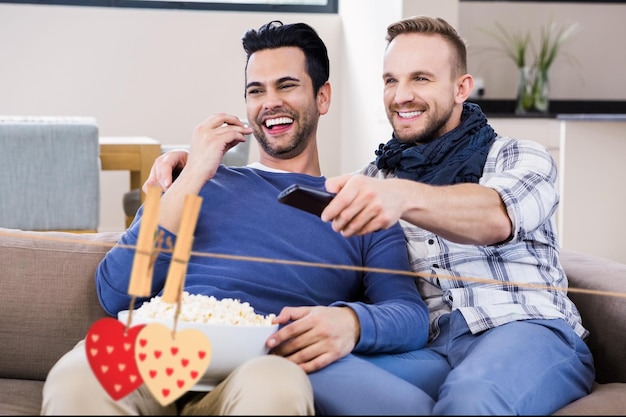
[479,20,581,115]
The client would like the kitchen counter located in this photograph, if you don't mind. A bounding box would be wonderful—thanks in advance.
[470,99,626,117]
[556,114,626,121]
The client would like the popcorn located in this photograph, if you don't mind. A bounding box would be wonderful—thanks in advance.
[133,292,276,326]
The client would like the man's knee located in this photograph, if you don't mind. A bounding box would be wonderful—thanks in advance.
[225,355,313,415]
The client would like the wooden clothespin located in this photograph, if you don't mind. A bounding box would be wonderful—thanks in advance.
[162,194,203,303]
[127,186,162,297]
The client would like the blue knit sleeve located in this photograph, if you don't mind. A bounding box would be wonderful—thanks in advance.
[95,209,178,316]
[331,223,429,354]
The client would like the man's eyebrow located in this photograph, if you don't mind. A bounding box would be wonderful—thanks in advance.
[245,76,301,90]
[245,81,263,90]
[276,76,300,84]
[382,70,434,79]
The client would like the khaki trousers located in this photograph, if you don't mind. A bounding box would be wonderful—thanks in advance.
[41,339,314,415]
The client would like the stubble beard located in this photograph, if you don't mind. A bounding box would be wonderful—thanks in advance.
[253,110,316,159]
[390,104,454,145]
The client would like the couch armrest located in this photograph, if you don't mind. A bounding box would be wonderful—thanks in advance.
[560,249,626,383]
[0,228,122,381]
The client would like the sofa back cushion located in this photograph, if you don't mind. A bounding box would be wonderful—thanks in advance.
[0,227,122,381]
[561,249,626,384]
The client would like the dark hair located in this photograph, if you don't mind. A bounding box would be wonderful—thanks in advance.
[386,16,468,77]
[242,20,330,94]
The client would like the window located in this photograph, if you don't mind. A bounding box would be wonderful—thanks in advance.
[0,0,338,13]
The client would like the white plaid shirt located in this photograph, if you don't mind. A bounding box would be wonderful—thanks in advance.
[361,135,588,341]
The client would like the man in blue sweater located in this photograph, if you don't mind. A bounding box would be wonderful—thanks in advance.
[41,21,432,416]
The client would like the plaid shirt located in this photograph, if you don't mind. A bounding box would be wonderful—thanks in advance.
[361,135,588,341]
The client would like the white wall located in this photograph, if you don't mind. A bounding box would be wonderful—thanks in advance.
[337,0,402,175]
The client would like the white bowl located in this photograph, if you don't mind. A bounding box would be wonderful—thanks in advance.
[117,310,278,390]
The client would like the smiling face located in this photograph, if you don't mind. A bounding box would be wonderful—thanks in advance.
[383,33,470,144]
[244,46,329,161]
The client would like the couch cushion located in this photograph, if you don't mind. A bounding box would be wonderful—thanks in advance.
[0,379,44,415]
[560,249,626,384]
[0,227,122,381]
[553,382,626,415]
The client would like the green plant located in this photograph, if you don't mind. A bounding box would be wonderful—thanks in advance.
[477,19,580,113]
[478,19,581,72]
[535,20,581,72]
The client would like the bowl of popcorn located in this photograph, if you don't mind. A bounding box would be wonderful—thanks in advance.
[117,292,278,391]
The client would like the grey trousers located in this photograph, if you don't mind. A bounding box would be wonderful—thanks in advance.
[41,339,314,415]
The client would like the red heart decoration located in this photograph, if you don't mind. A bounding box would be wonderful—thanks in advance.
[85,317,146,400]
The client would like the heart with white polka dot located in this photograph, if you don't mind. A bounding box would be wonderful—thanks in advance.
[85,317,145,400]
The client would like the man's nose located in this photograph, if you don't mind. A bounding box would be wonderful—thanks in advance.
[263,90,284,110]
[394,81,415,104]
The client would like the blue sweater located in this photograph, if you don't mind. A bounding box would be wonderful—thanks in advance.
[96,166,429,353]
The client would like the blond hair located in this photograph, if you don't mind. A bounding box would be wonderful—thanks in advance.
[386,16,468,77]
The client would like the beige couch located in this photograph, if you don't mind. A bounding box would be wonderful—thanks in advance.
[1,227,625,415]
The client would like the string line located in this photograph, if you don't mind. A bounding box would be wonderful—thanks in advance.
[3,230,625,300]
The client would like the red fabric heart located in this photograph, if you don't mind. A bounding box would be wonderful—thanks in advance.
[85,317,146,400]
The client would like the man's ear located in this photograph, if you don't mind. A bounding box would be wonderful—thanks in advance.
[455,74,474,104]
[317,81,332,115]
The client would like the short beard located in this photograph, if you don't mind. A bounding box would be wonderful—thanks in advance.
[392,105,454,145]
[253,111,315,159]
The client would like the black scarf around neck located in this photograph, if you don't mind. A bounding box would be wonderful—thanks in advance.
[375,102,495,185]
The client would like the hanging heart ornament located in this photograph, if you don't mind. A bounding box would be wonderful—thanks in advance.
[135,322,212,406]
[85,317,146,400]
